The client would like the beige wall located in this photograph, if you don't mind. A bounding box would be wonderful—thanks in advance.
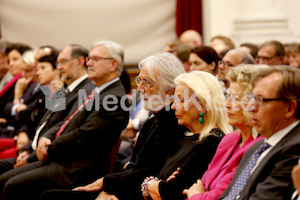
[202,0,300,46]
[0,0,177,64]
[1,0,300,63]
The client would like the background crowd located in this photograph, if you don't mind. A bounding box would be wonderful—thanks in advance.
[0,29,299,200]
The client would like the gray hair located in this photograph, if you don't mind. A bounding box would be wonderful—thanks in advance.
[240,50,255,64]
[92,40,124,75]
[138,52,186,93]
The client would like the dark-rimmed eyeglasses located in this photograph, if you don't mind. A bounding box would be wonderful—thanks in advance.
[249,94,284,106]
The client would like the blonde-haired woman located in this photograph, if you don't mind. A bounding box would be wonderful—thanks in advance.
[142,71,232,200]
[183,64,267,200]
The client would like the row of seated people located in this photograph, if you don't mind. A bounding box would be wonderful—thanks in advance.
[0,38,299,200]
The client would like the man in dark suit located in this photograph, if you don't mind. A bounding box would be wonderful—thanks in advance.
[0,44,95,171]
[219,65,300,200]
[0,40,129,200]
[38,53,187,200]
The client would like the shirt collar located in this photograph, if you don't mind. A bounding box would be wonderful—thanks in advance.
[265,120,300,147]
[95,77,119,94]
[67,74,88,92]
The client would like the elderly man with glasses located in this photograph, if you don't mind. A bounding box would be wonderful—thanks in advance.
[38,52,188,200]
[218,49,254,95]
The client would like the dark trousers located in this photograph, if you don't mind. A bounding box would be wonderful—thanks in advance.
[39,189,98,200]
[0,161,56,200]
[0,158,16,175]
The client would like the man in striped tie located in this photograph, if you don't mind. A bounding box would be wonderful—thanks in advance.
[219,65,300,200]
[0,40,130,200]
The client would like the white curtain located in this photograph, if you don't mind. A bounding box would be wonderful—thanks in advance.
[0,0,177,64]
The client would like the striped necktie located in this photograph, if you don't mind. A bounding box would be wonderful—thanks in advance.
[55,89,96,138]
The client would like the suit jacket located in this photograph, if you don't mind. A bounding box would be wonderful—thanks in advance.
[41,79,129,186]
[102,105,187,200]
[219,123,300,200]
[189,131,263,200]
[2,82,43,132]
[20,78,95,162]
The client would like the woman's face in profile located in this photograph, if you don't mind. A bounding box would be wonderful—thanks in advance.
[189,53,215,74]
[171,84,203,129]
[225,82,248,128]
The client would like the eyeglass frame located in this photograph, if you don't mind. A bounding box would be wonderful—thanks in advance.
[249,94,285,106]
[135,76,159,89]
[255,55,278,61]
[218,60,234,69]
[56,58,75,66]
[86,56,114,63]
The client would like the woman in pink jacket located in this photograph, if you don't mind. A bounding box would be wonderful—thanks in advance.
[182,64,268,200]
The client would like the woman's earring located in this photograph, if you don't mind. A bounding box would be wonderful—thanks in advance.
[198,112,204,124]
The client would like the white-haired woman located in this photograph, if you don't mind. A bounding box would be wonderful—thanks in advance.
[142,71,232,200]
[182,64,267,200]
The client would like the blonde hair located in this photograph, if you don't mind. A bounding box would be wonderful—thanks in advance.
[226,64,269,124]
[175,71,232,140]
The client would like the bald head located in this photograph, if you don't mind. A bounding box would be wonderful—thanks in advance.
[179,29,202,48]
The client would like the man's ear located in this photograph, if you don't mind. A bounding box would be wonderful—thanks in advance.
[284,100,298,119]
[77,56,85,68]
[110,59,119,73]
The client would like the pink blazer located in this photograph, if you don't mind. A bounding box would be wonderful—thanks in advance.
[187,131,263,200]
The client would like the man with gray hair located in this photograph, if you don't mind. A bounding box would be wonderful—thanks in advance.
[218,49,254,95]
[0,40,130,200]
[39,52,188,200]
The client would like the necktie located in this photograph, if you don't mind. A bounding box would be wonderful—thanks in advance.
[55,89,96,138]
[223,142,271,200]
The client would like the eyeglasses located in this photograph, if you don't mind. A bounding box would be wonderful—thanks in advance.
[135,76,158,89]
[86,56,113,63]
[249,94,284,106]
[218,60,234,69]
[56,58,74,66]
[255,55,277,61]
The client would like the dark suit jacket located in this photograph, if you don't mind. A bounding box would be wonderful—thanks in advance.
[102,105,187,200]
[219,123,300,200]
[41,79,129,186]
[20,78,95,162]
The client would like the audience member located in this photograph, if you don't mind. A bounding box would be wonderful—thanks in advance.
[179,29,203,48]
[210,35,235,58]
[143,71,232,200]
[286,43,300,68]
[182,64,267,200]
[0,52,61,169]
[239,42,259,60]
[0,44,95,172]
[189,46,220,76]
[256,40,285,65]
[0,50,37,137]
[0,46,57,158]
[218,49,254,95]
[0,41,12,91]
[168,44,192,72]
[219,65,300,200]
[39,52,187,200]
[0,40,130,200]
[163,40,183,53]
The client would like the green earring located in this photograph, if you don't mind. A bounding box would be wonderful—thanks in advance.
[198,112,204,124]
